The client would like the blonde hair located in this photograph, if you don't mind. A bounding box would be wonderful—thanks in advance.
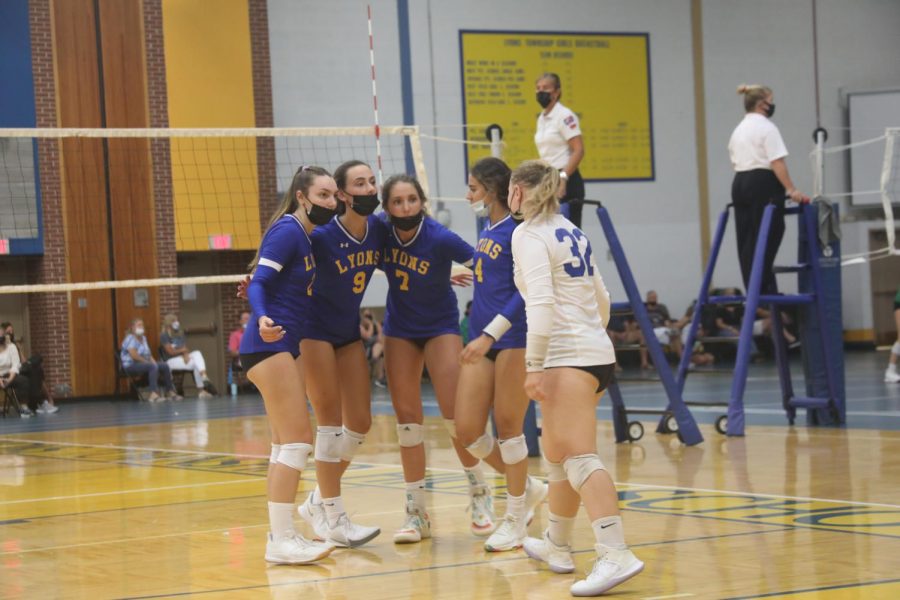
[162,313,178,335]
[510,160,560,221]
[736,84,772,112]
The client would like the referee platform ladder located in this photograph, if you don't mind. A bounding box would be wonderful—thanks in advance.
[674,201,843,436]
[583,201,704,446]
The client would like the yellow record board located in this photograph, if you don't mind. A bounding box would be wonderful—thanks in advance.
[460,31,653,181]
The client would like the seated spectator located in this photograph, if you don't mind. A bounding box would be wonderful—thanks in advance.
[645,290,684,359]
[360,309,385,387]
[0,324,58,416]
[753,307,800,349]
[121,318,182,402]
[227,311,250,370]
[713,288,760,357]
[160,313,215,398]
[1,331,33,417]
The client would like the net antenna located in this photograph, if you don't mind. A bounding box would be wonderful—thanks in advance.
[367,4,383,187]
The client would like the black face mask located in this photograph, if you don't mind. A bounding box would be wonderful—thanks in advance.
[390,211,424,231]
[307,203,338,225]
[764,102,775,118]
[536,91,553,109]
[350,194,380,216]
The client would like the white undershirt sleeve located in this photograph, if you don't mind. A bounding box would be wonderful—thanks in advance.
[514,228,555,371]
[592,268,611,328]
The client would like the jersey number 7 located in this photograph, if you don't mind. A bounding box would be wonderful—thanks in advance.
[555,228,594,278]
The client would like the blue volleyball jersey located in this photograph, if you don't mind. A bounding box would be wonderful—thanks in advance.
[469,215,526,349]
[383,216,474,338]
[301,214,389,344]
[240,214,315,355]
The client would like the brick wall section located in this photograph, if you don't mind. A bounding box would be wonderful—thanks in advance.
[249,0,278,226]
[28,0,71,393]
[142,0,178,315]
[219,250,252,356]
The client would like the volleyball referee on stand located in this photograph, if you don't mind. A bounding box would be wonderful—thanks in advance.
[535,73,585,227]
[728,84,809,295]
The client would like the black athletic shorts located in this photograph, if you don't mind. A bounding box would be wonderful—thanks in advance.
[547,363,616,394]
[240,349,300,373]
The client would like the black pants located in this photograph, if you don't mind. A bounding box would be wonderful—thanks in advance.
[731,169,785,295]
[561,169,585,228]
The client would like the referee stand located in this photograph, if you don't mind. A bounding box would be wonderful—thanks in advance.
[585,200,704,446]
[675,200,845,436]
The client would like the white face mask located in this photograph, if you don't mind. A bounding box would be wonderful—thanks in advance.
[469,199,492,218]
[172,321,180,331]
[241,322,248,329]
[134,327,145,336]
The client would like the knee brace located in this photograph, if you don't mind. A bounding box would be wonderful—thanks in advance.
[465,430,495,459]
[314,426,343,463]
[397,423,425,447]
[275,442,313,472]
[563,454,606,491]
[498,434,528,465]
[543,455,567,482]
[340,427,366,462]
[269,443,282,464]
[443,418,457,438]
[893,341,900,356]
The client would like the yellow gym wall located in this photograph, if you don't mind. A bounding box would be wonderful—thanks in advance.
[162,0,261,251]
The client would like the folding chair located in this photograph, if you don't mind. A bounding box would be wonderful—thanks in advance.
[1,386,24,418]
[114,350,145,401]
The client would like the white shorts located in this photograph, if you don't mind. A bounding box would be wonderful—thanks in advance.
[752,320,765,337]
[653,327,671,344]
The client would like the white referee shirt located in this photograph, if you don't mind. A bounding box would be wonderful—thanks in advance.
[512,214,615,372]
[535,102,582,169]
[728,113,788,172]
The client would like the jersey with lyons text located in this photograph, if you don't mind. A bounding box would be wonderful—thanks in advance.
[469,214,526,349]
[383,215,473,339]
[301,214,388,345]
[240,214,314,355]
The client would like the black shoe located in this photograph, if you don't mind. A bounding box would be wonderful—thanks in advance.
[203,380,219,396]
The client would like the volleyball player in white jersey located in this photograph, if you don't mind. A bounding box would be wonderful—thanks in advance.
[510,160,643,596]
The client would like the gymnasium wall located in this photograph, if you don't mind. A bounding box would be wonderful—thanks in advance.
[268,0,900,334]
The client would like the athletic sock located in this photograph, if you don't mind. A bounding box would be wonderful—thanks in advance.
[506,492,526,519]
[548,511,575,546]
[592,515,626,551]
[405,479,426,509]
[268,501,296,540]
[322,496,345,528]
[464,463,486,491]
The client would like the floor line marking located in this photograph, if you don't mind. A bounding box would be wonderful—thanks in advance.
[0,503,471,555]
[5,440,900,509]
[0,478,262,505]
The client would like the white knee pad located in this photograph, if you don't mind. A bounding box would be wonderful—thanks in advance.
[465,430,495,459]
[563,454,606,491]
[543,455,567,482]
[269,443,282,464]
[443,418,457,438]
[314,426,343,463]
[397,423,425,447]
[340,427,366,462]
[893,341,900,356]
[275,442,313,472]
[498,434,528,465]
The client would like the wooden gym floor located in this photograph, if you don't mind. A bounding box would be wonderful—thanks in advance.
[2,350,899,599]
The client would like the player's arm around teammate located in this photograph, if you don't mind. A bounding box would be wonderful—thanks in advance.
[379,175,505,544]
[296,161,384,548]
[239,165,338,566]
[454,157,548,550]
[509,161,643,596]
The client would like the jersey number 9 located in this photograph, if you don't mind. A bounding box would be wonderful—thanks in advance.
[353,271,367,294]
[555,228,595,278]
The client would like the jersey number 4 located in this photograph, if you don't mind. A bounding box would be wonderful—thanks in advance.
[555,228,594,277]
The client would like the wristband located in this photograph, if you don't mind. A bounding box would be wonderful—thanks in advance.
[559,170,568,180]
